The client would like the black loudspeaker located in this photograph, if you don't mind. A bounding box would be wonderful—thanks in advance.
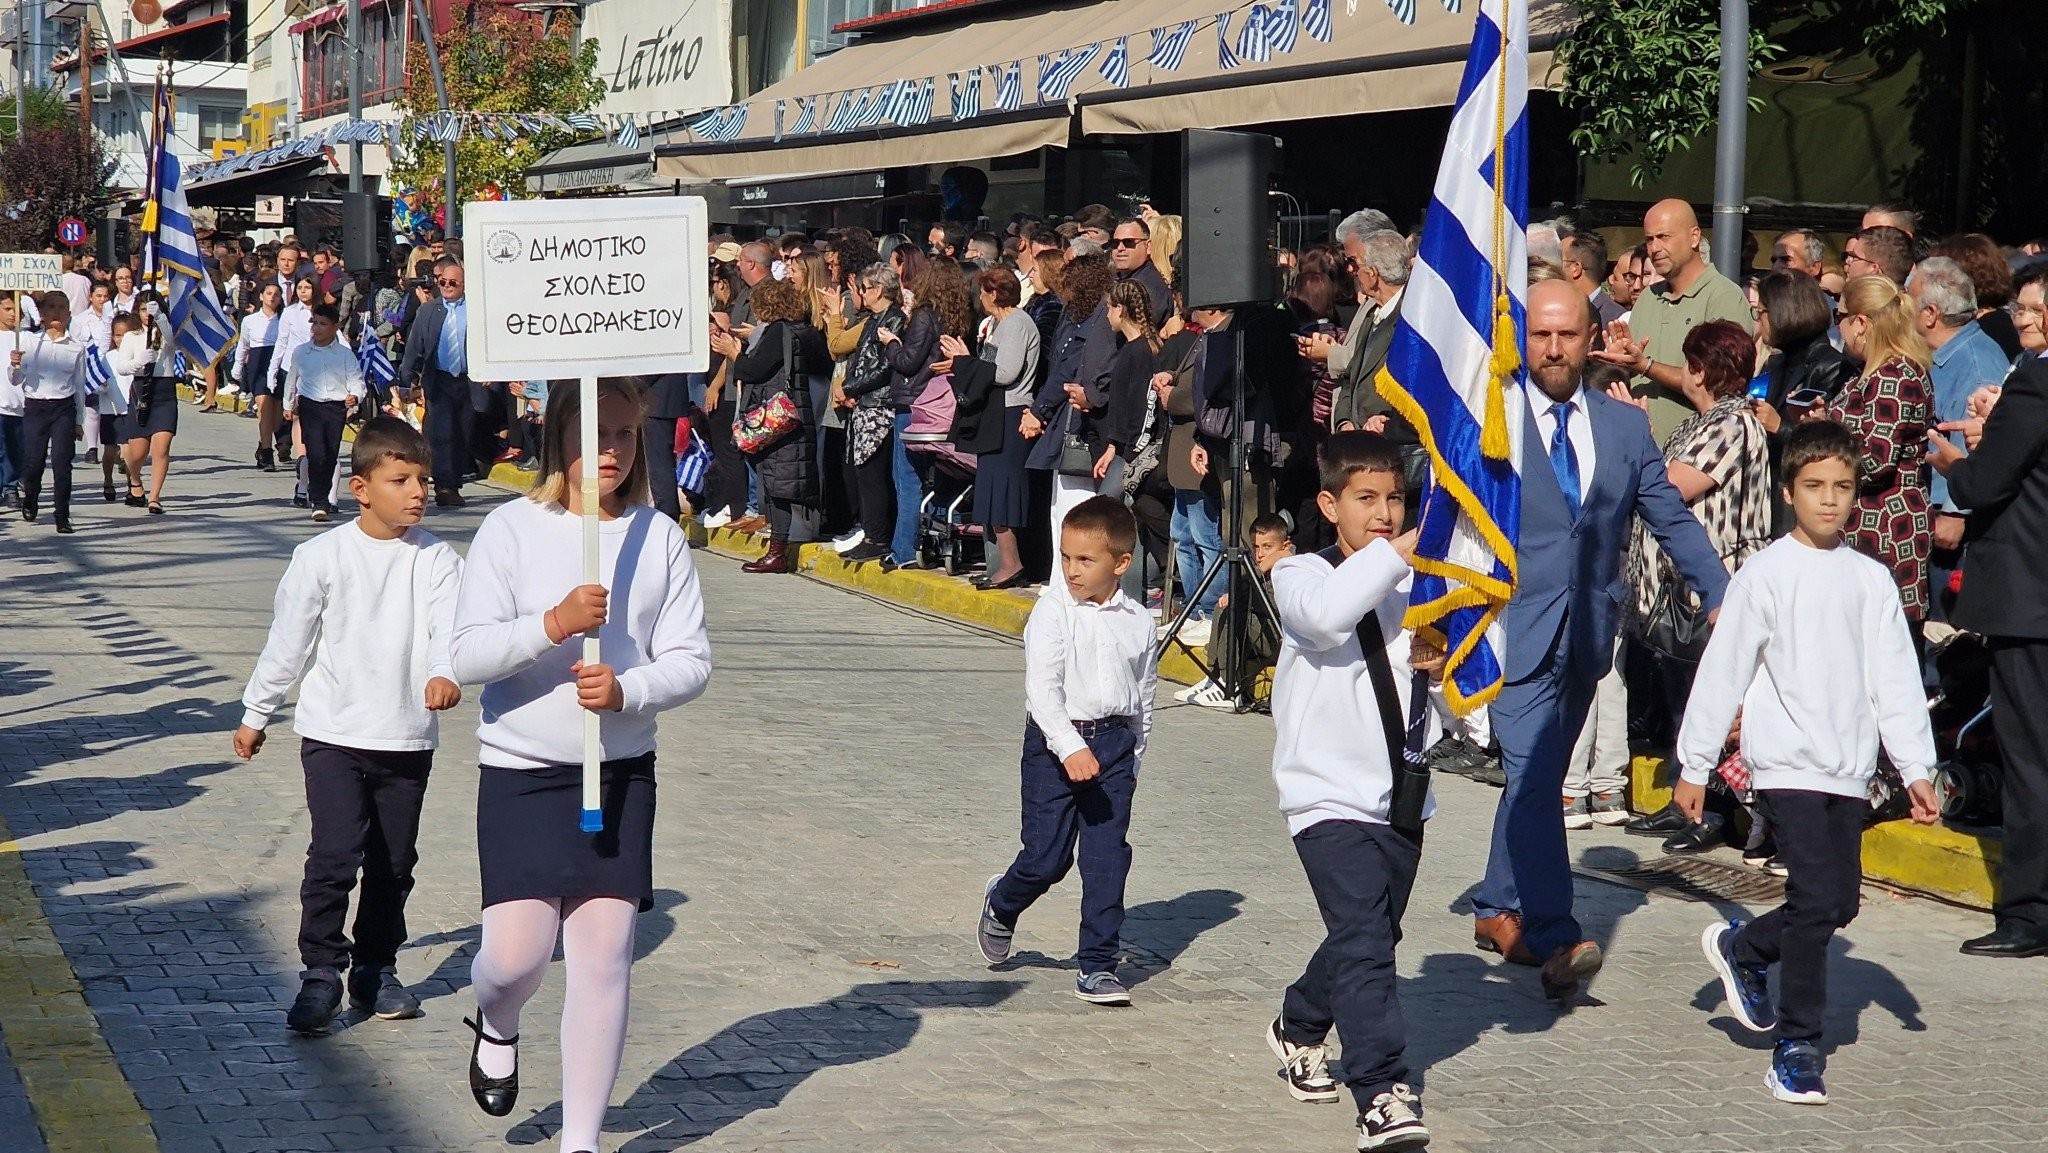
[98,208,130,271]
[293,198,344,252]
[1180,128,1280,309]
[342,192,394,273]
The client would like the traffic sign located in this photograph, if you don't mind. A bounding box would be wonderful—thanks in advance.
[56,217,87,247]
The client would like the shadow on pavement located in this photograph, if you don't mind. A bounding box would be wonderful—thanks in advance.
[1696,935,1926,1054]
[1122,887,1244,986]
[502,979,1023,1151]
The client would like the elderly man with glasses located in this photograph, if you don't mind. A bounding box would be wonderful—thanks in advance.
[399,256,477,507]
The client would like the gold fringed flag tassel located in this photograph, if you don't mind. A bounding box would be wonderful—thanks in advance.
[1481,289,1518,460]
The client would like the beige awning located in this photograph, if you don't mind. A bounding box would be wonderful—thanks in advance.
[654,0,1575,183]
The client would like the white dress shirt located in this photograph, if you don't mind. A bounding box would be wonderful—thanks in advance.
[1526,383,1597,494]
[0,331,23,416]
[284,338,364,408]
[11,332,89,409]
[1022,580,1158,762]
[269,303,314,386]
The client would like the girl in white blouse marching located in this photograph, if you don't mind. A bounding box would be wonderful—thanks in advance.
[448,376,711,1153]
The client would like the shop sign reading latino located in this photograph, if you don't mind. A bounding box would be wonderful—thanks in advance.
[463,198,710,381]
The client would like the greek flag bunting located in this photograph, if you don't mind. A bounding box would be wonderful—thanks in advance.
[856,83,893,128]
[825,89,862,133]
[146,152,237,369]
[709,104,748,141]
[1038,43,1099,102]
[1149,21,1197,70]
[359,334,398,392]
[1385,0,1459,24]
[900,78,936,126]
[1304,0,1334,41]
[993,61,1023,112]
[1236,5,1273,62]
[1216,12,1241,69]
[1101,36,1131,87]
[1266,0,1300,53]
[774,99,786,141]
[950,71,981,120]
[1371,0,1528,713]
[564,112,601,132]
[615,115,640,150]
[688,106,722,136]
[791,96,818,134]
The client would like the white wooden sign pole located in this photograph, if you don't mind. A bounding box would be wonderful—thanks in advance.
[462,198,710,837]
[579,372,603,833]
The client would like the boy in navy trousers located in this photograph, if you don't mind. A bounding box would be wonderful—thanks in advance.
[976,496,1156,1005]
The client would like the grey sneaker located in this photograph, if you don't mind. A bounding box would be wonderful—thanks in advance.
[1563,795,1593,831]
[1074,971,1131,1005]
[976,874,1013,965]
[1588,791,1630,826]
[1357,1083,1430,1149]
[1266,1016,1339,1103]
[348,965,422,1020]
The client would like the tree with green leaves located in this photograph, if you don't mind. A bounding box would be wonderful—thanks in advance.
[0,86,75,145]
[1557,0,1967,188]
[0,124,114,252]
[389,2,605,216]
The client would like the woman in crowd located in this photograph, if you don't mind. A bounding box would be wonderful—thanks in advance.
[1932,232,2023,361]
[2009,264,2048,367]
[697,261,750,528]
[837,265,908,565]
[788,250,833,329]
[714,276,827,575]
[236,284,287,471]
[1025,248,1067,355]
[110,265,137,314]
[869,256,958,568]
[116,290,183,516]
[1771,275,1933,629]
[1024,252,1113,548]
[1751,270,1852,414]
[942,266,1039,589]
[1056,278,1159,542]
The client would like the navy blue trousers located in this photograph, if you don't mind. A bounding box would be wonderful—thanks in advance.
[1731,790,1866,1043]
[1281,819,1423,1106]
[989,719,1137,975]
[1472,667,1594,961]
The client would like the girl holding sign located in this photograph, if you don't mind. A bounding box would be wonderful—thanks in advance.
[448,376,712,1151]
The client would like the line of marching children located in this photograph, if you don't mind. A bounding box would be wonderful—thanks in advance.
[236,408,1940,1153]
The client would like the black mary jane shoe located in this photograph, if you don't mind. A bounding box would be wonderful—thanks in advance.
[973,570,1027,591]
[463,1016,519,1117]
[124,488,147,509]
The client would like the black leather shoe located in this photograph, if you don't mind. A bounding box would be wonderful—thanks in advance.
[1626,803,1693,837]
[348,966,422,1020]
[464,1016,519,1116]
[54,519,74,534]
[286,968,344,1035]
[1661,816,1725,855]
[1960,924,2048,958]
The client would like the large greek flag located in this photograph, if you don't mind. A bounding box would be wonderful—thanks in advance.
[1373,0,1527,713]
[145,151,237,367]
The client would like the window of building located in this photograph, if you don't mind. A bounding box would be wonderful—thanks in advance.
[299,0,408,119]
[197,104,240,148]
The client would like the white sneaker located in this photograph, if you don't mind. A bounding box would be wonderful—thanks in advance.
[1186,681,1235,710]
[1357,1084,1430,1150]
[1265,1017,1340,1103]
[831,528,866,553]
[1180,617,1213,647]
[700,509,732,529]
[1172,677,1213,704]
[1563,796,1593,831]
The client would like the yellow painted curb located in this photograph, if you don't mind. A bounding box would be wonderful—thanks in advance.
[1628,754,1999,910]
[0,815,161,1153]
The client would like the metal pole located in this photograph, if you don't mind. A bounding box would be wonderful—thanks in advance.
[407,0,457,236]
[16,0,26,139]
[89,1,155,191]
[346,0,362,192]
[76,3,88,140]
[1709,0,1748,278]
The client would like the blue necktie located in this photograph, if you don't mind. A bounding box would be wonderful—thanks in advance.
[1549,402,1581,518]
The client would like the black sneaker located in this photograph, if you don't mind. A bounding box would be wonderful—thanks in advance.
[292,494,311,509]
[347,965,422,1020]
[1421,736,1474,777]
[975,874,1013,965]
[1074,971,1131,1006]
[286,967,344,1035]
[841,541,890,563]
[1768,1039,1828,1105]
[1357,1083,1430,1149]
[1265,1016,1339,1103]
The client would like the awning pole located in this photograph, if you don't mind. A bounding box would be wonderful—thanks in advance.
[407,0,458,236]
[1709,0,1748,278]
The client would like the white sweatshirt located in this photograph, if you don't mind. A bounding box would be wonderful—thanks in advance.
[450,498,712,769]
[240,521,462,751]
[1676,535,1936,797]
[1270,540,1440,835]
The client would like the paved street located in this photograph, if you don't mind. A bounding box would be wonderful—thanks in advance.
[3,408,2047,1153]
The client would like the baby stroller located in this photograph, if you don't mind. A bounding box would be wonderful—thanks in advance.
[1927,624,2003,827]
[901,373,983,575]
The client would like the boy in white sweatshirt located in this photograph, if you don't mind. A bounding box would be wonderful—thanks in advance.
[1677,420,1939,1107]
[233,417,463,1035]
[1265,432,1438,1153]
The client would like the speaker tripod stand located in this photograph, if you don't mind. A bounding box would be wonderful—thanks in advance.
[1156,327,1281,712]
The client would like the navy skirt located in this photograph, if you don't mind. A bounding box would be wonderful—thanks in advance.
[475,753,656,911]
[121,377,179,440]
[972,405,1031,530]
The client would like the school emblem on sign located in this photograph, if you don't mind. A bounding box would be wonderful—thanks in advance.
[486,230,521,264]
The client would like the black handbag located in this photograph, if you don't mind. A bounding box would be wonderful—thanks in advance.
[1055,407,1097,477]
[1640,557,1713,664]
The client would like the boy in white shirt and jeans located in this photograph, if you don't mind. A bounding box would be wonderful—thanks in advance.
[1264,432,1438,1151]
[234,418,463,1035]
[1678,420,1940,1106]
[977,495,1156,1006]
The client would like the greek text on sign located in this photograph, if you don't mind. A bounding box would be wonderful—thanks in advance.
[0,253,66,292]
[463,198,710,381]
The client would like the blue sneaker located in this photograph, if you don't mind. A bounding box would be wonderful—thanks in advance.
[1074,971,1131,1006]
[1701,919,1776,1033]
[1768,1039,1829,1105]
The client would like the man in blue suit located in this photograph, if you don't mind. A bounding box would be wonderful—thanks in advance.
[399,255,477,507]
[1471,280,1731,1001]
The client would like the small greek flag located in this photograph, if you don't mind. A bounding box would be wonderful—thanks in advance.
[951,70,981,119]
[689,106,722,136]
[1304,0,1333,41]
[172,351,191,378]
[677,428,712,493]
[615,115,640,150]
[564,111,602,132]
[1385,0,1415,23]
[774,99,786,141]
[1149,21,1197,70]
[874,80,909,124]
[900,78,935,126]
[432,113,462,143]
[83,344,109,398]
[1236,5,1273,63]
[359,334,397,391]
[1101,36,1131,88]
[825,89,861,133]
[856,84,892,129]
[993,61,1023,112]
[1217,12,1242,69]
[1267,0,1301,54]
[710,104,748,141]
[792,96,818,134]
[1038,43,1100,103]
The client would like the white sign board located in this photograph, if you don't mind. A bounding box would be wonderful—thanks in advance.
[581,0,732,120]
[0,253,65,293]
[463,197,711,382]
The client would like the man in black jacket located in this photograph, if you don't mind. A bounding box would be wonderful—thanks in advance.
[1930,353,2048,957]
[644,374,690,520]
[1110,218,1174,329]
[398,256,477,507]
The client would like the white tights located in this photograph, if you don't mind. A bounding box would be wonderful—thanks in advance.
[471,896,637,1153]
